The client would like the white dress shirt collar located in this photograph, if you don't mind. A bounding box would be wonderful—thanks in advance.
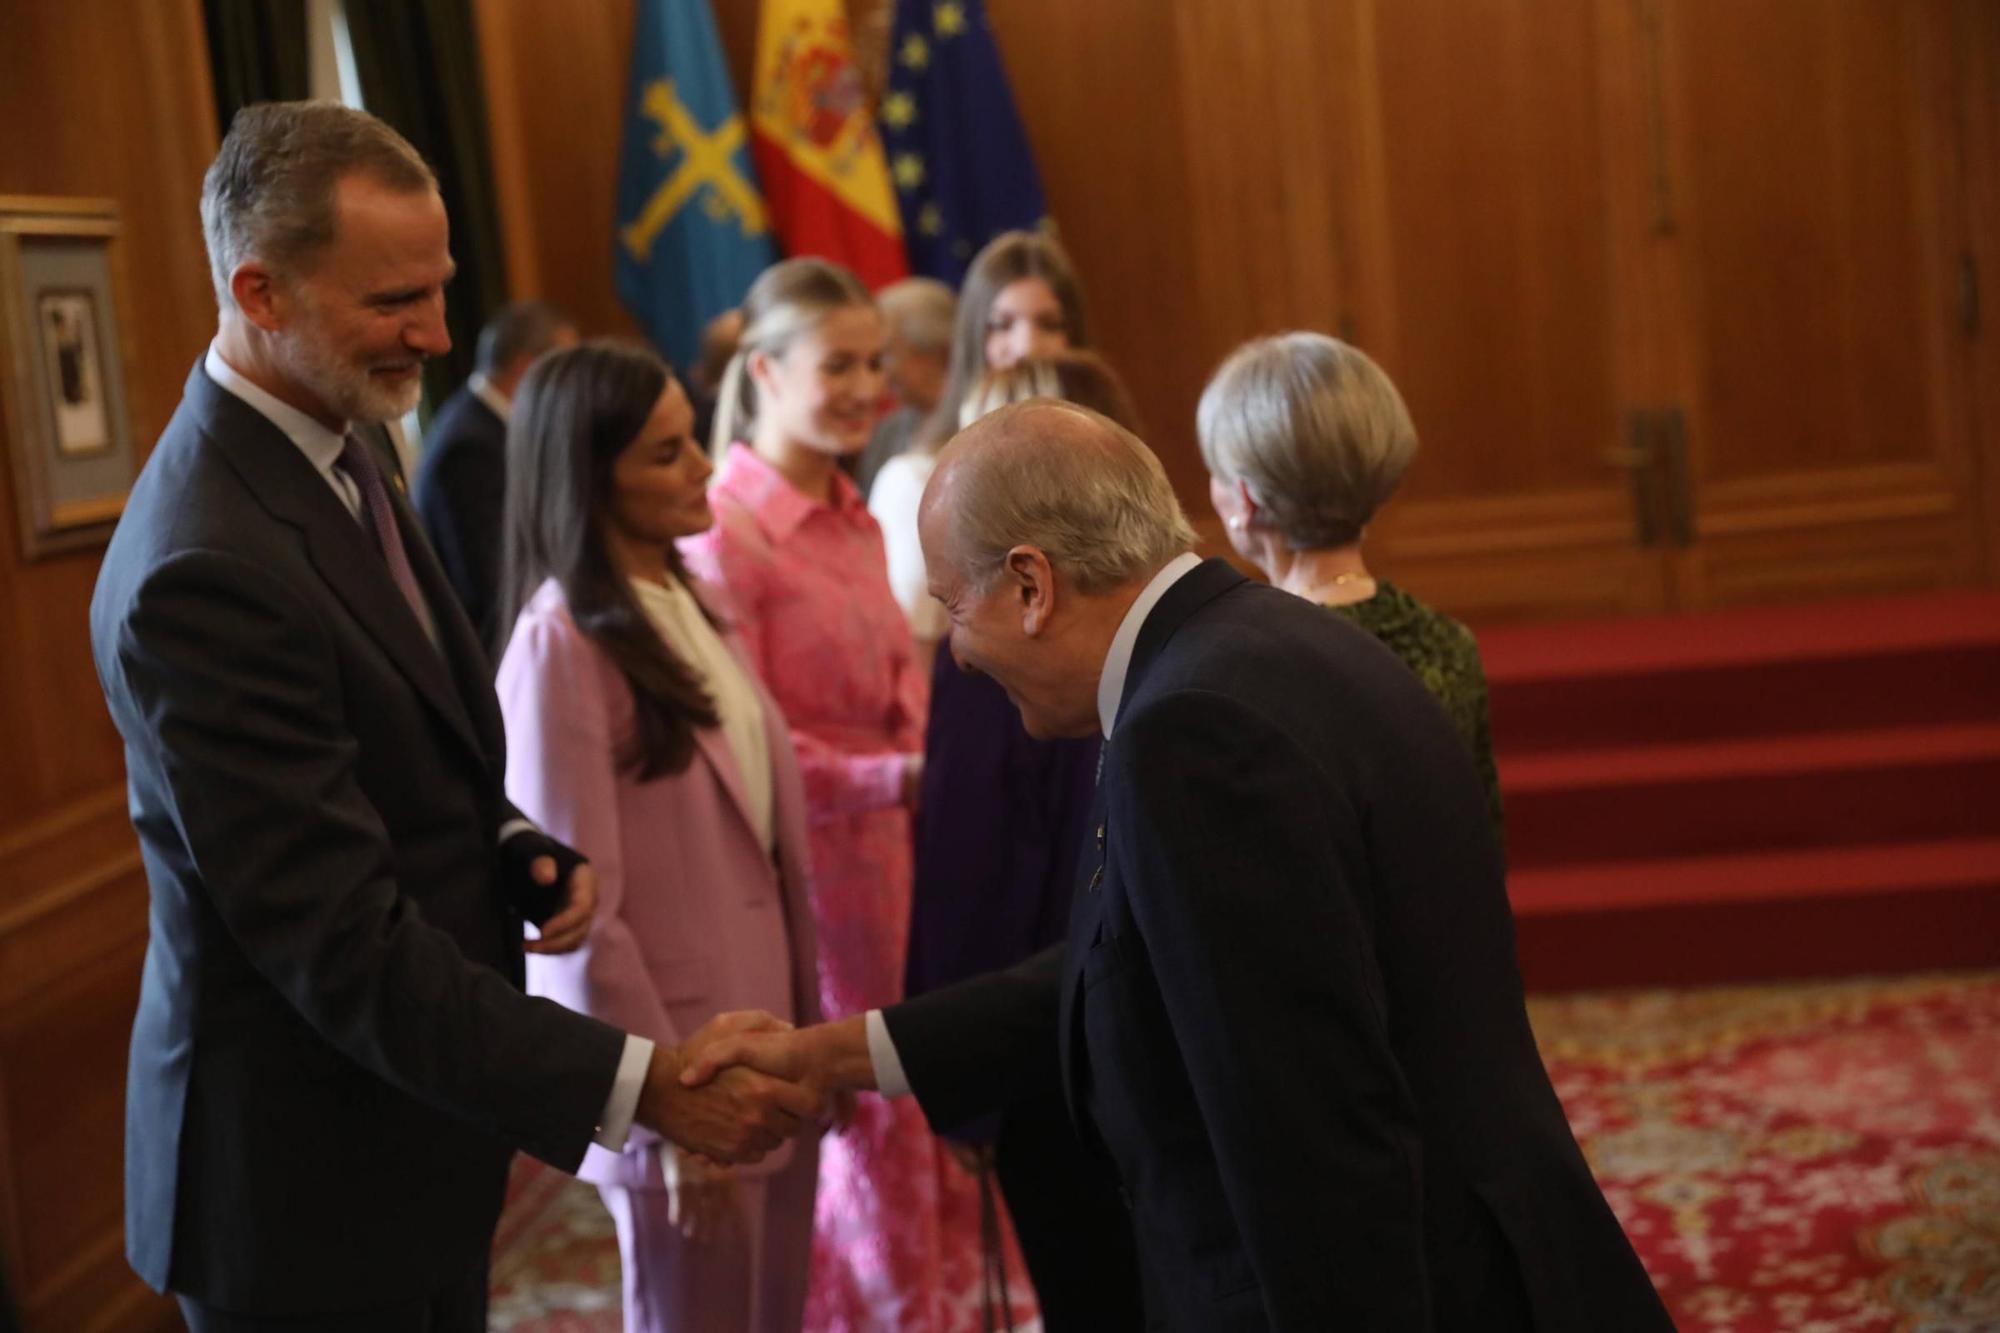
[204,342,355,512]
[469,373,511,423]
[1096,552,1203,738]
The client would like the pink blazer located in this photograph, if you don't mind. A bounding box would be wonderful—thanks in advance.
[497,577,822,1189]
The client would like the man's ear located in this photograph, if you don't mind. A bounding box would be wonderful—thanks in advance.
[229,262,284,332]
[1005,545,1057,637]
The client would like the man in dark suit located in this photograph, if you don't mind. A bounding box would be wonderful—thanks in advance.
[685,401,1674,1330]
[90,102,814,1332]
[413,299,574,646]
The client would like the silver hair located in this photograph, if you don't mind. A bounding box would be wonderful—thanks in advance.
[934,400,1197,595]
[200,101,435,313]
[1196,332,1418,549]
[877,277,956,354]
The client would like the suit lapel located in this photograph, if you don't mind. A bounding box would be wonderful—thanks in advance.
[693,722,763,856]
[397,477,506,764]
[192,366,490,768]
[682,604,778,859]
[1059,560,1244,1124]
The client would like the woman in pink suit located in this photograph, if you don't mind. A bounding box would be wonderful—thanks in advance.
[494,340,822,1333]
[683,258,1036,1332]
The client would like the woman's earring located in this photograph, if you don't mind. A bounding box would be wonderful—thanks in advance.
[1227,515,1245,532]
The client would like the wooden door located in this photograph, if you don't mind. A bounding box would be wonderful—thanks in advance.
[1649,0,1986,607]
[1324,0,1679,622]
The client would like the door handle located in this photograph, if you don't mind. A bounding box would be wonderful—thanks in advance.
[1609,413,1665,548]
[1658,407,1695,547]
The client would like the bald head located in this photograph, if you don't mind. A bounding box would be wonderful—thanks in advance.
[921,400,1197,595]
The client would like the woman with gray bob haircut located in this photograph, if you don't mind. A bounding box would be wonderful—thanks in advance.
[1200,332,1504,839]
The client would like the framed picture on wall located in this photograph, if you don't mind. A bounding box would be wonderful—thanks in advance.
[0,197,140,559]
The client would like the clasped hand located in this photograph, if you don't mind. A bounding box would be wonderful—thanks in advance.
[633,1012,829,1166]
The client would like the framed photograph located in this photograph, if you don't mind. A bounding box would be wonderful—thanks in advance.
[0,197,140,559]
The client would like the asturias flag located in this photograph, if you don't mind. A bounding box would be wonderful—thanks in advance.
[877,0,1047,286]
[615,0,776,372]
[750,0,908,288]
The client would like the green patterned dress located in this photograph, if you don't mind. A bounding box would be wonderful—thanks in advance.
[1326,580,1506,847]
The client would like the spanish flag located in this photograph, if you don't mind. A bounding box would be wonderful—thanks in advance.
[750,0,908,287]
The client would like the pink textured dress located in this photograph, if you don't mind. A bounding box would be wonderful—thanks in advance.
[681,445,1037,1333]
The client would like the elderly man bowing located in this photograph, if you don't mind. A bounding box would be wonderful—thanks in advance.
[90,102,815,1332]
[686,399,1672,1331]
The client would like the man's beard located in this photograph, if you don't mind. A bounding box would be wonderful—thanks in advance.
[276,323,424,425]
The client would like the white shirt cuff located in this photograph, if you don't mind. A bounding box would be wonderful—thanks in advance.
[497,818,538,846]
[864,1009,911,1098]
[594,1035,655,1149]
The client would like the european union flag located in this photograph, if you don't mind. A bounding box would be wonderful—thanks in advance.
[877,0,1048,287]
[615,0,776,373]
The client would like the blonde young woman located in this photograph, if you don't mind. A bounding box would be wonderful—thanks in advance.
[1199,331,1504,838]
[680,258,1036,1332]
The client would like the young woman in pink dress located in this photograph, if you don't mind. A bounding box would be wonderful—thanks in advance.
[681,258,1037,1333]
[493,342,824,1332]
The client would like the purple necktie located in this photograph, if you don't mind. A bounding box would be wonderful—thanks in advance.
[337,433,439,647]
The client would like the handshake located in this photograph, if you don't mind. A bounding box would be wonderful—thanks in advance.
[632,1011,879,1164]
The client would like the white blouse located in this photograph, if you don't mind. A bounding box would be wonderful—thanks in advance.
[866,450,948,644]
[632,575,775,851]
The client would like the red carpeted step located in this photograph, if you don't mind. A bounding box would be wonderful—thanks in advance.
[1502,722,2000,867]
[1474,592,2000,987]
[1481,591,2000,753]
[1510,836,2000,990]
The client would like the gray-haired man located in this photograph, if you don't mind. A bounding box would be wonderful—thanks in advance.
[686,401,1673,1331]
[90,101,813,1331]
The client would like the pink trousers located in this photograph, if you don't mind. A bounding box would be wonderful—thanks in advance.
[599,1139,819,1333]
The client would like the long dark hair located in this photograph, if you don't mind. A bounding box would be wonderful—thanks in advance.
[499,340,720,780]
[921,229,1094,451]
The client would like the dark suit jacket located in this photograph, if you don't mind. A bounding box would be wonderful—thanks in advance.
[885,560,1672,1332]
[413,384,507,646]
[90,362,628,1313]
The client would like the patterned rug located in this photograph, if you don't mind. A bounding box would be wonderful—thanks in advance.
[1533,970,2000,1331]
[488,1150,621,1332]
[491,971,2000,1331]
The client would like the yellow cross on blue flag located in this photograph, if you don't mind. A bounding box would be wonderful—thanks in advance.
[616,0,776,372]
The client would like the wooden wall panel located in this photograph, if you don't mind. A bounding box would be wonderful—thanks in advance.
[479,0,1996,617]
[1963,0,2000,582]
[1667,1,1951,482]
[1168,0,1346,346]
[1658,0,1985,606]
[987,1,1209,497]
[1327,0,1677,619]
[0,2,215,1328]
[474,0,645,339]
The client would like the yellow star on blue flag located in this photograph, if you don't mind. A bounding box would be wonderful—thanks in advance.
[875,0,1049,284]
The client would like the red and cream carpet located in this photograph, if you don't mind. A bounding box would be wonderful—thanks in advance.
[490,970,2000,1331]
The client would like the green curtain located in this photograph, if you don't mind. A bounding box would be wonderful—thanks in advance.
[342,0,508,416]
[203,0,312,137]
